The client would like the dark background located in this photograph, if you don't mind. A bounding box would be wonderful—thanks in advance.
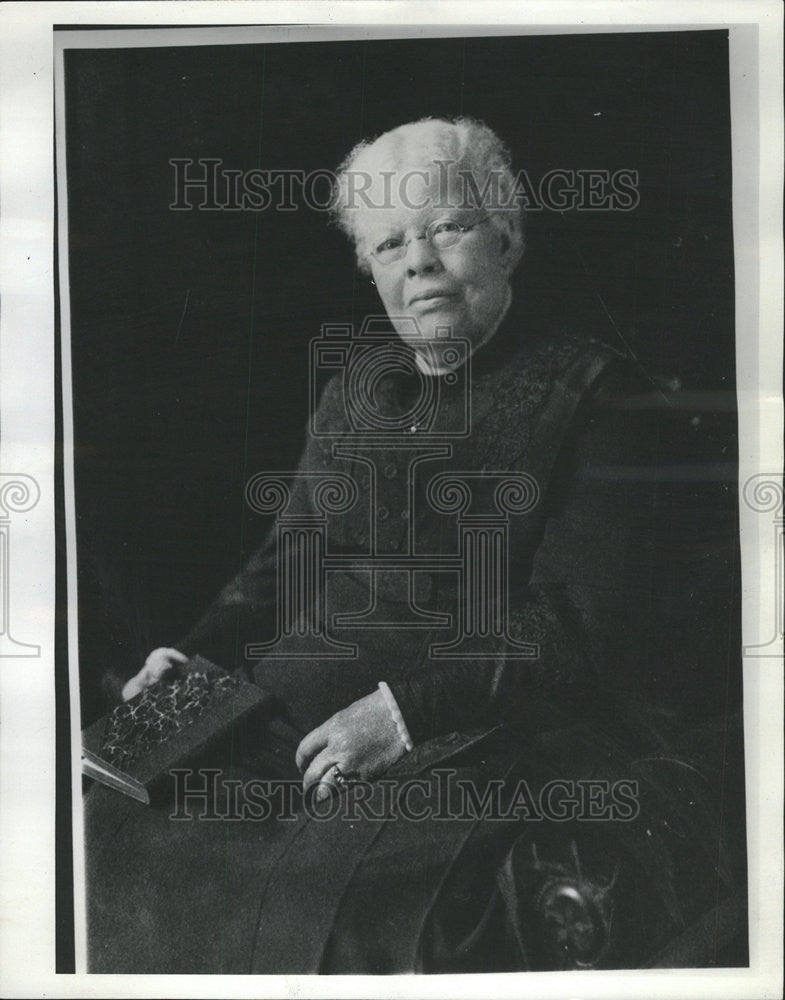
[62,30,737,725]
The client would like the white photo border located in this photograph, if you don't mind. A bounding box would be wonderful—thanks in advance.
[0,3,782,998]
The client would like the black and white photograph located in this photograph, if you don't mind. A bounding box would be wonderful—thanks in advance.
[0,4,782,997]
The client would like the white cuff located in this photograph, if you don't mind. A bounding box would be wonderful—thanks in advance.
[378,681,414,753]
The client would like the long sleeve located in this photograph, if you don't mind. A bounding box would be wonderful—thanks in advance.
[387,371,664,744]
[175,426,330,673]
[175,527,279,673]
[175,376,347,675]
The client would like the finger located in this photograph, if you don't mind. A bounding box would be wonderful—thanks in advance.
[313,761,352,802]
[302,748,336,794]
[144,656,180,684]
[121,675,144,701]
[295,727,329,774]
[162,648,189,664]
[144,664,170,685]
[143,648,187,671]
[314,769,340,803]
[123,666,163,701]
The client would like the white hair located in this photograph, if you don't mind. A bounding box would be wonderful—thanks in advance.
[330,116,525,274]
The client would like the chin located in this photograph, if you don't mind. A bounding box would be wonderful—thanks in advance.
[415,320,468,343]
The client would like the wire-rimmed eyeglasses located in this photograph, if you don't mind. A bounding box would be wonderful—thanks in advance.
[368,216,491,266]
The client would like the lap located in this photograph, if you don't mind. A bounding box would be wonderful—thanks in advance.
[84,726,507,973]
[84,714,747,973]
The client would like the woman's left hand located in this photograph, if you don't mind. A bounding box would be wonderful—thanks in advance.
[295,689,407,800]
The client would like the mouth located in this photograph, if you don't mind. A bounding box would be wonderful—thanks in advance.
[409,290,457,308]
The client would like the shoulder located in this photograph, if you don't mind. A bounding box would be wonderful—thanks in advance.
[563,348,689,476]
[311,372,351,435]
[474,330,626,423]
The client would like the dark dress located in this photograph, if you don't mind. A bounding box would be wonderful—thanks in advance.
[85,309,747,972]
[178,314,638,735]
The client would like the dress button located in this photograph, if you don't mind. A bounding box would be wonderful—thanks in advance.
[383,462,397,479]
[377,506,389,521]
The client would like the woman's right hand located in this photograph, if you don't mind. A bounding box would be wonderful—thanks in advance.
[121,647,188,701]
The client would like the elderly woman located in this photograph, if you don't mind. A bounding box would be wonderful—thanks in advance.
[90,118,743,973]
[125,117,623,779]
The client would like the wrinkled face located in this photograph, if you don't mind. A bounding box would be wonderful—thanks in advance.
[354,164,516,371]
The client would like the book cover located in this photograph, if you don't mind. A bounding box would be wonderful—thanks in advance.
[81,656,273,804]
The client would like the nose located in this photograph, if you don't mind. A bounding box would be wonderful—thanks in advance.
[404,234,442,278]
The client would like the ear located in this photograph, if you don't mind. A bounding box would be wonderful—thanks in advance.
[500,223,525,276]
[498,230,521,276]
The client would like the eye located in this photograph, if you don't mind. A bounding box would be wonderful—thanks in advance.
[430,220,462,237]
[375,236,403,254]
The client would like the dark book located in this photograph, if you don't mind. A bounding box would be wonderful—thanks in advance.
[82,656,273,804]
